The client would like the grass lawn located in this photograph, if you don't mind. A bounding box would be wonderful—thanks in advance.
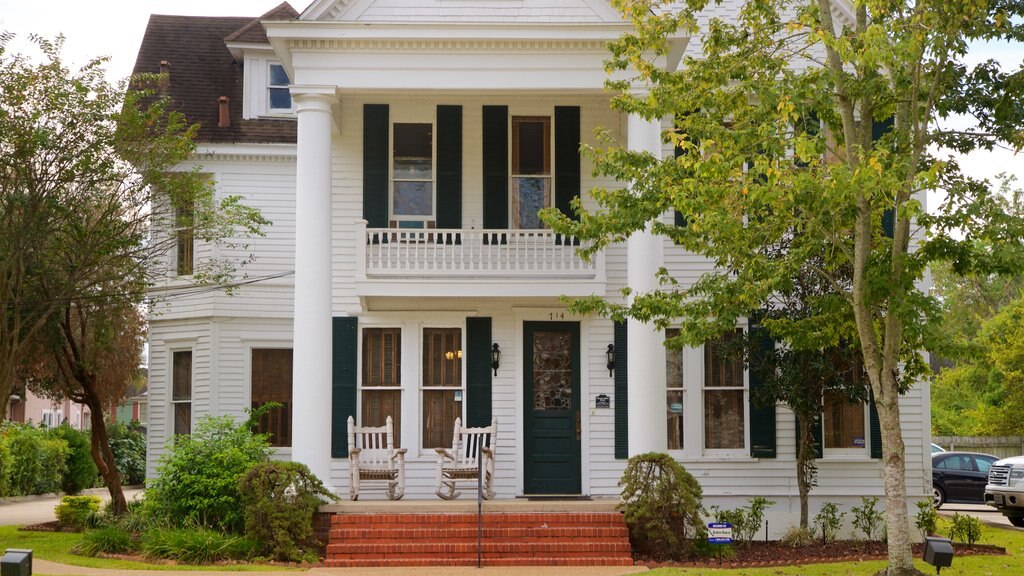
[646,520,1024,575]
[0,526,299,572]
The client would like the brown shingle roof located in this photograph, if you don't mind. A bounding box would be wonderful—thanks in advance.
[131,13,297,145]
[225,2,299,44]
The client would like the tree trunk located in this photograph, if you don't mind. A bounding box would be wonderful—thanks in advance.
[83,385,128,515]
[796,417,815,529]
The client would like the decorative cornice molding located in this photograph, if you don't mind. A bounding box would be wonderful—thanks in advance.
[288,38,610,52]
[191,149,297,164]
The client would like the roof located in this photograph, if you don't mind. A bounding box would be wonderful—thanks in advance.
[225,2,299,44]
[131,13,297,145]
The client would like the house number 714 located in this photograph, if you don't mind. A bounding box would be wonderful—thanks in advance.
[549,312,565,320]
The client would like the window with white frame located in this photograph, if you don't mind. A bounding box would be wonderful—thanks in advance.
[174,202,194,276]
[362,327,402,446]
[267,63,292,112]
[251,348,293,448]
[421,327,463,449]
[665,328,685,450]
[172,350,192,436]
[822,391,867,453]
[41,409,63,428]
[391,123,434,226]
[703,329,746,450]
[511,116,551,229]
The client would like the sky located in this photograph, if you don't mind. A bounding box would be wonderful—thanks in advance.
[1,0,1022,197]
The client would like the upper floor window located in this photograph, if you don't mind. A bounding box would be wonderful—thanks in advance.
[392,123,434,226]
[174,203,194,276]
[511,116,551,229]
[267,63,292,112]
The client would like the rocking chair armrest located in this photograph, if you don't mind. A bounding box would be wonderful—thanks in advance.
[435,447,455,462]
[480,446,495,458]
[349,447,362,460]
[391,448,408,462]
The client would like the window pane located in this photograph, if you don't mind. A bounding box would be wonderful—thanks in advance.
[362,390,402,447]
[172,351,192,401]
[393,157,433,180]
[423,328,461,388]
[174,403,191,436]
[251,349,293,447]
[423,390,461,449]
[394,123,432,163]
[363,328,401,387]
[269,64,290,87]
[512,117,550,175]
[393,181,433,216]
[175,206,194,276]
[667,390,684,450]
[512,177,550,229]
[532,330,573,411]
[704,330,743,388]
[666,329,684,387]
[704,390,744,449]
[822,391,865,449]
[269,88,291,110]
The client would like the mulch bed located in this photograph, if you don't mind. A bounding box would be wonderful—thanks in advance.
[641,540,1007,569]
[20,521,78,533]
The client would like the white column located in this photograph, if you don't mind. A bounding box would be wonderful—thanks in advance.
[626,113,668,455]
[290,89,336,488]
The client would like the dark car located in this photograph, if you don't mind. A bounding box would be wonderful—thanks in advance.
[933,451,998,507]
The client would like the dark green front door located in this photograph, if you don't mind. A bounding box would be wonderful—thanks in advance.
[523,321,581,494]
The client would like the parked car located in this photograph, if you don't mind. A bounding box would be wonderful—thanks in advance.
[984,455,1024,527]
[932,451,998,508]
[931,443,946,453]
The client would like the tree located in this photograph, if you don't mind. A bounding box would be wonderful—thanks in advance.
[542,1,1024,574]
[1,34,267,514]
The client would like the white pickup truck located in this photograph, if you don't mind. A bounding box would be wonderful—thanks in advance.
[984,455,1024,527]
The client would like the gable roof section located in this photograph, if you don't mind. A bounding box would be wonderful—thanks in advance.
[225,2,299,44]
[132,14,297,145]
[301,0,623,23]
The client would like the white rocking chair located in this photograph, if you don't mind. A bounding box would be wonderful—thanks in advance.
[434,417,497,500]
[347,415,406,500]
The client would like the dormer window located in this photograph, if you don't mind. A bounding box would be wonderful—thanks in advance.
[268,63,292,112]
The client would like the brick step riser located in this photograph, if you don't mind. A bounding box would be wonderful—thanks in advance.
[323,558,636,567]
[329,527,628,540]
[327,543,631,555]
[329,514,624,527]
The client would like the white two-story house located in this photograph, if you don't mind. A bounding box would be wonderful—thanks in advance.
[136,0,931,530]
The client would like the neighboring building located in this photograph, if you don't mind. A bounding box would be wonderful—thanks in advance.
[6,389,92,431]
[135,0,932,532]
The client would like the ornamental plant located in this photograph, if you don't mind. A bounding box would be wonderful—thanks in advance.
[618,452,706,560]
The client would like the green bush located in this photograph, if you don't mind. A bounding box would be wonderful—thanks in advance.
[145,415,271,532]
[780,525,816,547]
[851,496,884,541]
[141,527,259,564]
[618,452,706,560]
[48,424,98,494]
[915,500,939,538]
[709,497,775,545]
[239,461,335,562]
[0,439,12,497]
[73,527,137,557]
[106,420,146,485]
[56,495,102,530]
[1,421,69,495]
[950,512,983,545]
[813,502,845,544]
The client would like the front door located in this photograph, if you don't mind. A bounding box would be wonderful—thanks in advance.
[523,321,581,494]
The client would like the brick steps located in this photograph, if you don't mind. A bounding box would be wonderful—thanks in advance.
[324,511,634,567]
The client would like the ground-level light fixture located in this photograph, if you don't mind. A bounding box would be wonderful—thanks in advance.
[923,536,954,575]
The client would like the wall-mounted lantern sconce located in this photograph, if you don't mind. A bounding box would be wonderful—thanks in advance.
[491,343,501,376]
[606,344,615,377]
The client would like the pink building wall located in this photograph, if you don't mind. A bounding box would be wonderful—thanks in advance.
[5,390,91,430]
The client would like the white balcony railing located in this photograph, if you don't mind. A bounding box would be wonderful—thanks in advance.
[357,222,600,279]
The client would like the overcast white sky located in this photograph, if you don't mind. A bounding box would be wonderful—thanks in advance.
[1,0,1021,194]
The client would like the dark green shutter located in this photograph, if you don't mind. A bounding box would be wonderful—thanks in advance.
[795,415,824,459]
[482,106,508,229]
[873,117,895,238]
[436,105,462,229]
[673,114,691,227]
[554,106,580,219]
[882,209,895,238]
[614,321,629,459]
[869,391,882,459]
[466,317,493,428]
[363,104,389,228]
[748,315,777,458]
[331,316,358,458]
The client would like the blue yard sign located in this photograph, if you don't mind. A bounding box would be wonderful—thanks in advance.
[708,522,733,545]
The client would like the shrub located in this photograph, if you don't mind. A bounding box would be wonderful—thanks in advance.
[915,500,939,538]
[851,496,884,541]
[56,495,102,530]
[0,439,12,497]
[710,497,775,545]
[48,424,98,494]
[145,415,271,532]
[106,420,146,485]
[813,502,844,544]
[1,422,69,495]
[239,461,335,562]
[780,526,816,547]
[141,527,259,564]
[618,452,706,560]
[73,527,137,557]
[950,512,983,545]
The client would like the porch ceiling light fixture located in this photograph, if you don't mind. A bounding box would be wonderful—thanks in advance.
[491,343,501,376]
[606,344,615,377]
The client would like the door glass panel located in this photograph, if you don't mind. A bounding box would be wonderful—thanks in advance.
[532,331,572,410]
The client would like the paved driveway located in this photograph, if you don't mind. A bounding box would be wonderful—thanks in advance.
[0,487,144,526]
[939,502,1023,531]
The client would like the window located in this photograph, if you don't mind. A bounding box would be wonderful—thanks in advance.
[704,329,745,450]
[511,116,551,229]
[392,123,434,225]
[421,328,463,449]
[172,350,192,436]
[41,410,62,428]
[822,390,867,451]
[665,329,685,450]
[975,456,995,473]
[362,328,402,445]
[936,455,973,471]
[267,63,292,111]
[251,349,293,447]
[175,203,194,276]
